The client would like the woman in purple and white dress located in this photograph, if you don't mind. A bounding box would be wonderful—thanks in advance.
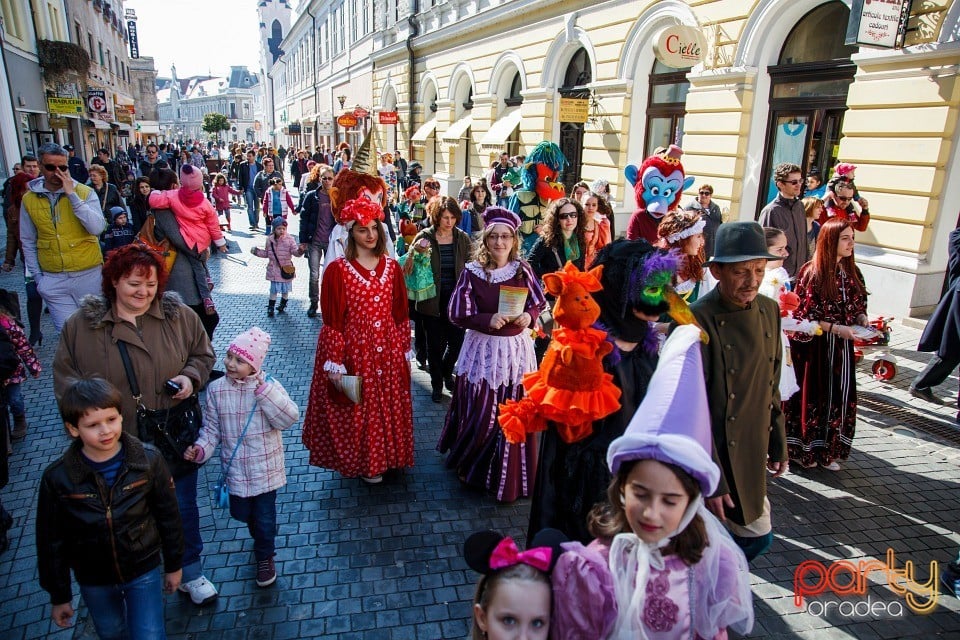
[437,207,546,503]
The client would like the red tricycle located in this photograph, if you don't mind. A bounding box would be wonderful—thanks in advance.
[853,316,897,381]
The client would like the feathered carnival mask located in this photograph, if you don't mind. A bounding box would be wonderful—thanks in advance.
[403,185,421,201]
[625,144,696,219]
[340,198,384,229]
[521,141,568,201]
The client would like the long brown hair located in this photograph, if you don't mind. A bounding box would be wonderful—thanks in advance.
[807,218,862,301]
[588,459,708,566]
[657,209,705,282]
[540,197,586,250]
[344,220,388,260]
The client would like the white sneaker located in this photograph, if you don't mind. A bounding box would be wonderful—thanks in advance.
[179,575,218,605]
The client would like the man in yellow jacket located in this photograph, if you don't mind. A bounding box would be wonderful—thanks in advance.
[20,143,105,331]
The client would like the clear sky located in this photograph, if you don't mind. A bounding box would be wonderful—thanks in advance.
[123,0,262,79]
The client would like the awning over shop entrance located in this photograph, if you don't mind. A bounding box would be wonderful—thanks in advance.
[86,119,111,130]
[411,118,437,147]
[440,115,473,147]
[138,121,160,134]
[479,107,522,152]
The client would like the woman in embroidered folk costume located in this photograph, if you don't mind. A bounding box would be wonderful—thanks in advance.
[656,208,715,304]
[785,218,869,471]
[301,197,413,484]
[437,207,547,502]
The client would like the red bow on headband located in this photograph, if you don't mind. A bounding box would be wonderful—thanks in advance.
[340,197,384,227]
[489,537,552,572]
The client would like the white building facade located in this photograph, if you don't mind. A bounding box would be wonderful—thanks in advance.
[157,66,261,143]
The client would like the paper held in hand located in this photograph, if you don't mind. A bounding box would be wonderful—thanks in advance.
[498,285,528,320]
[337,375,362,404]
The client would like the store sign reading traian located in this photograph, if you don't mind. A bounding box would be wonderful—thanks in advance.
[654,25,706,68]
[845,0,911,49]
[559,98,589,124]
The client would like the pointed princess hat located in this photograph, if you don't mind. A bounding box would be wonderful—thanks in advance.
[607,324,720,496]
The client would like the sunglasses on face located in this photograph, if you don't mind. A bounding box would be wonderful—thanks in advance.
[557,210,578,220]
[699,191,712,196]
[322,176,334,181]
[780,179,802,185]
[835,196,852,203]
[44,164,68,172]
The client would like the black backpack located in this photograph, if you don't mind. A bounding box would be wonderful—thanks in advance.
[0,328,19,382]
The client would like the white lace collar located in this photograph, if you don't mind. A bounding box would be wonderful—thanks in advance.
[464,260,521,284]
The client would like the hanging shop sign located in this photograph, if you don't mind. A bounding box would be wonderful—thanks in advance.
[353,107,370,119]
[379,111,399,125]
[288,122,302,135]
[115,106,135,124]
[654,25,706,68]
[47,96,83,115]
[337,114,358,128]
[845,0,912,49]
[127,19,139,59]
[48,116,68,129]
[558,97,589,124]
[87,89,108,115]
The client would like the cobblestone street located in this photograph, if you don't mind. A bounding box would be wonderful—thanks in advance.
[1,203,958,639]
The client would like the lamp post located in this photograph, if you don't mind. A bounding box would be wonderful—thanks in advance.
[337,95,347,109]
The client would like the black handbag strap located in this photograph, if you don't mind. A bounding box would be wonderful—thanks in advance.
[269,240,289,267]
[116,341,142,404]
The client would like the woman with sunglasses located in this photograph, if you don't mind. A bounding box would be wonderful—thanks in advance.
[684,183,723,259]
[297,166,337,318]
[524,197,586,362]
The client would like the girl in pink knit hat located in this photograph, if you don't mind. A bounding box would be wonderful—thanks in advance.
[184,327,299,588]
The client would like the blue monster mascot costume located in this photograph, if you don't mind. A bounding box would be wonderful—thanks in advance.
[624,144,695,245]
[508,142,569,254]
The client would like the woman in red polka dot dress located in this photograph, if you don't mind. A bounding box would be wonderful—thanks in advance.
[301,198,413,484]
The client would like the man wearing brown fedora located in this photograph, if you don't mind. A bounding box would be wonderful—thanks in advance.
[686,221,789,562]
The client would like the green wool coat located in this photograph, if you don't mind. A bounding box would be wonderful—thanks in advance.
[689,287,788,527]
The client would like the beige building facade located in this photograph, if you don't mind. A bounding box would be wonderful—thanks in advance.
[370,0,960,317]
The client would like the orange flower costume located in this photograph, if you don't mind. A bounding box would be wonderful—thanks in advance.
[500,263,621,445]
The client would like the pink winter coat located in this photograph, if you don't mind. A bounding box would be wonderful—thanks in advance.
[211,184,240,212]
[251,233,304,282]
[148,188,226,252]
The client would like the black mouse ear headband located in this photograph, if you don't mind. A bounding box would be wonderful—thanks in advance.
[464,529,568,576]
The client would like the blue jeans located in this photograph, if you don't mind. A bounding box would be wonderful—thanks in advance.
[229,490,277,560]
[244,188,259,227]
[79,566,166,640]
[173,469,204,582]
[6,383,23,417]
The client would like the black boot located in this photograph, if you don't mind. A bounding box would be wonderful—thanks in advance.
[307,302,318,318]
[267,300,276,317]
[277,298,287,314]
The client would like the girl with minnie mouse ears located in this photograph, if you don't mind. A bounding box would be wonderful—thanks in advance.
[465,528,567,640]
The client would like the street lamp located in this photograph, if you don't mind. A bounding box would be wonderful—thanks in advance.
[337,95,347,109]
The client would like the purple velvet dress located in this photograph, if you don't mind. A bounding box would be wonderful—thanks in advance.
[436,260,546,502]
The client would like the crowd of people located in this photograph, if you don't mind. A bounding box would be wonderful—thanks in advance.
[0,134,956,640]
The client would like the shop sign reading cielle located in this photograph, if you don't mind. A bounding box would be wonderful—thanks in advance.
[654,25,706,68]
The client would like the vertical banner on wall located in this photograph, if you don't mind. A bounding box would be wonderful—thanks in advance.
[845,0,912,49]
[126,9,140,59]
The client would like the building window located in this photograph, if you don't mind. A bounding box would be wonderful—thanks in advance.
[47,2,65,40]
[88,33,95,59]
[230,103,236,119]
[504,72,523,107]
[98,42,105,67]
[644,60,689,157]
[74,21,82,45]
[0,0,25,41]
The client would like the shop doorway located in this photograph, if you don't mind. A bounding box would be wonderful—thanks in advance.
[558,47,591,194]
[757,2,857,214]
